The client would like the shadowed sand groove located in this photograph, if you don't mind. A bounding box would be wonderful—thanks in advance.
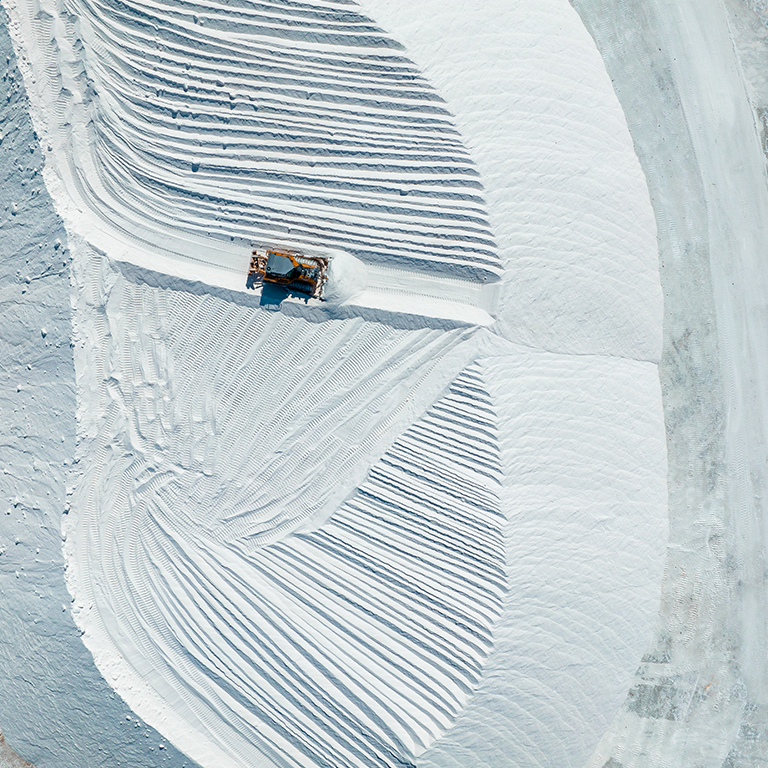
[68,253,503,768]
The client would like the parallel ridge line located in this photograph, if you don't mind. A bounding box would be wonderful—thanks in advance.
[116,362,506,767]
[70,0,500,278]
[83,274,506,768]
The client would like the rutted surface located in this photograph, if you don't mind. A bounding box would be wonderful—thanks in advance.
[418,351,667,768]
[68,252,505,768]
[0,13,196,767]
[356,0,662,361]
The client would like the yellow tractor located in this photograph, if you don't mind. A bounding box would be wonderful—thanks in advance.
[248,248,330,299]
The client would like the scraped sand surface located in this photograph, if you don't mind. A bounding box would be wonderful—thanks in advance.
[1,0,668,767]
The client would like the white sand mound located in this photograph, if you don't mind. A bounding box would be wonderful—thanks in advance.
[3,0,667,767]
[323,250,368,304]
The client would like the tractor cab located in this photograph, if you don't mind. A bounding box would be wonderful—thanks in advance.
[248,248,330,299]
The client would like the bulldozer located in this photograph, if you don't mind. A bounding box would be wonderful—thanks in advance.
[247,248,330,299]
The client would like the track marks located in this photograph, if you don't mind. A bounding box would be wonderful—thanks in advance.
[69,257,504,768]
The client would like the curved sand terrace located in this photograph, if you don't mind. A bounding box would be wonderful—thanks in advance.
[2,1,666,768]
[7,0,504,326]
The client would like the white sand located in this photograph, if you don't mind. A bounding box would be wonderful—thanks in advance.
[1,0,667,766]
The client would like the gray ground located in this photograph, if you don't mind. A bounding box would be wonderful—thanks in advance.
[0,10,198,768]
[572,0,768,765]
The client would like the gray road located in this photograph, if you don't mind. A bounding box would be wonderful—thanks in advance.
[572,0,768,765]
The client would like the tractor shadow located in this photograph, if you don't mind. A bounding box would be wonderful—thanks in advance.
[257,282,311,309]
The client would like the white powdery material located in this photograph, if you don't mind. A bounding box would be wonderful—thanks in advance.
[2,0,502,326]
[5,0,668,766]
[358,0,663,361]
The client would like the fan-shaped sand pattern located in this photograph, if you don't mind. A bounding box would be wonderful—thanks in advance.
[68,255,504,768]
